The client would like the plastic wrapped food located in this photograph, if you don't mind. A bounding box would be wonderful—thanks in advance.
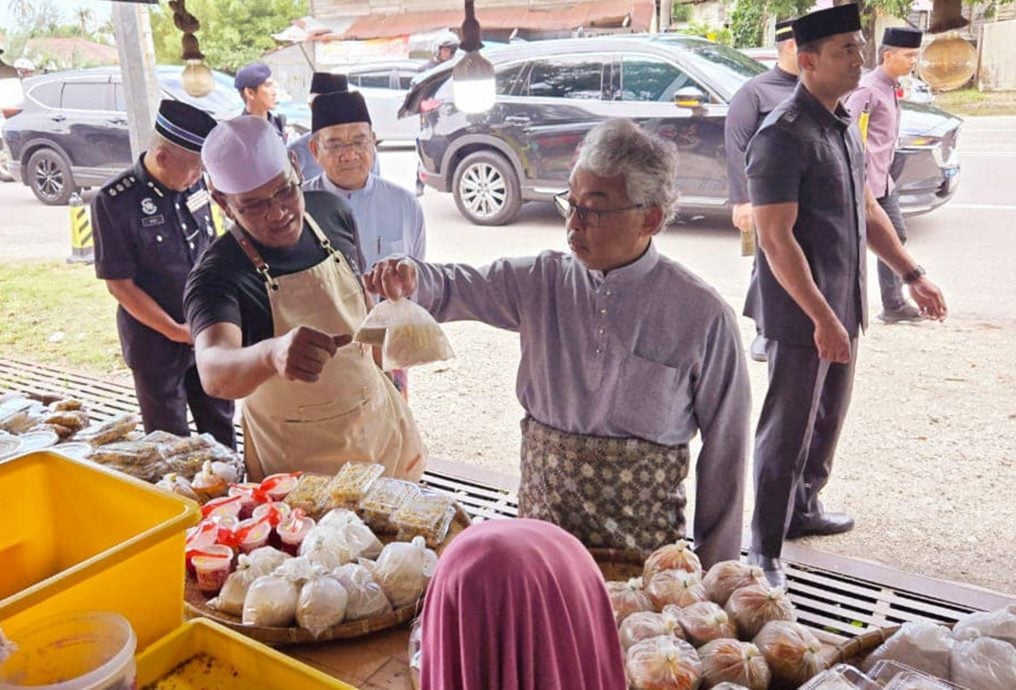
[167,447,241,480]
[242,574,299,627]
[328,462,386,508]
[365,536,437,608]
[698,638,771,690]
[190,460,231,500]
[86,441,168,482]
[296,572,349,637]
[359,478,420,533]
[156,472,201,503]
[626,635,703,690]
[302,509,383,565]
[619,608,685,651]
[679,601,738,647]
[949,636,1016,690]
[210,567,258,616]
[725,584,796,639]
[354,298,455,371]
[333,562,394,621]
[607,578,654,625]
[49,398,84,412]
[43,409,89,433]
[753,620,824,689]
[952,604,1016,646]
[862,622,955,679]
[283,474,334,518]
[75,413,139,446]
[645,569,708,610]
[245,546,292,576]
[703,560,767,606]
[644,539,703,585]
[392,491,456,547]
[710,685,751,690]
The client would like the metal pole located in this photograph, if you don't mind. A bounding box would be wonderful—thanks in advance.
[112,1,159,159]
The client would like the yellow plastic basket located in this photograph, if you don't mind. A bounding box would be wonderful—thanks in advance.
[136,619,357,688]
[0,451,199,650]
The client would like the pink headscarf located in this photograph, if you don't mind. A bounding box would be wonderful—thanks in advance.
[420,518,626,690]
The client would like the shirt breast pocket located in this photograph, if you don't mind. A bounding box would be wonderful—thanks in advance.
[610,353,682,442]
[807,160,850,208]
[137,226,188,268]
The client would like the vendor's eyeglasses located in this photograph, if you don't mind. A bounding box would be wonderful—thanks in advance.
[554,193,645,228]
[233,176,301,217]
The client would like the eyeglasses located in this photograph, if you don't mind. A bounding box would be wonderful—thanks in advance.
[316,136,373,155]
[233,177,301,218]
[554,193,645,228]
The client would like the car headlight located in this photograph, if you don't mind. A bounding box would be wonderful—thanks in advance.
[898,134,941,148]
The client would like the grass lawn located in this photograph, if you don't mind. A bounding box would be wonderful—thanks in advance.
[934,87,1016,116]
[0,261,127,374]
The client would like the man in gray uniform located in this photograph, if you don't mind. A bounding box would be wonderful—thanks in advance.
[745,5,947,587]
[726,18,798,362]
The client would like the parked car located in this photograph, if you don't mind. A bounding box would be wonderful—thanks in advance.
[401,35,961,226]
[1,66,243,205]
[338,59,426,143]
[0,77,25,181]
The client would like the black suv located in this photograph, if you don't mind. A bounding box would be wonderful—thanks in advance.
[1,66,242,205]
[402,35,963,226]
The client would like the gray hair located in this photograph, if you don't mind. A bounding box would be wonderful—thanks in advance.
[573,118,680,229]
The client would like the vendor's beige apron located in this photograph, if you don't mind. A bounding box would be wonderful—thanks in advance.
[232,214,425,482]
[518,416,690,554]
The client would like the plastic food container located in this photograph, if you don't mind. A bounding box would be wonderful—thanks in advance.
[191,545,234,594]
[0,452,199,650]
[0,611,136,690]
[135,619,354,689]
[227,483,260,519]
[261,473,300,502]
[236,519,272,554]
[277,515,315,556]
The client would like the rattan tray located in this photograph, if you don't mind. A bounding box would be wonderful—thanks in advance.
[184,503,471,646]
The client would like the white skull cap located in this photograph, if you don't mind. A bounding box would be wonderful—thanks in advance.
[202,115,288,195]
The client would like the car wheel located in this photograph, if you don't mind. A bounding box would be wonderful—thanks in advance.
[27,148,76,205]
[452,150,522,226]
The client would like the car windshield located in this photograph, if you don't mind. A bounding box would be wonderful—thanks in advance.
[158,69,244,115]
[655,37,767,101]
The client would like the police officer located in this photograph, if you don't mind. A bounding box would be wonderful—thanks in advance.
[726,18,798,363]
[235,62,286,141]
[744,5,947,587]
[91,100,235,448]
[846,27,924,324]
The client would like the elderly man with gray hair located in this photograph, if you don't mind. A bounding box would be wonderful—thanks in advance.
[365,118,750,567]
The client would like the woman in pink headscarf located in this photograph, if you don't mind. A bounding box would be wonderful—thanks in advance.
[419,518,626,690]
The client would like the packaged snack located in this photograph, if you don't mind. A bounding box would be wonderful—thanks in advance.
[643,539,703,585]
[952,604,1016,646]
[753,620,824,688]
[210,567,259,616]
[191,545,234,595]
[645,568,707,610]
[678,601,738,646]
[365,536,437,608]
[626,635,702,690]
[297,574,349,637]
[606,578,654,626]
[619,609,685,651]
[277,514,316,556]
[359,478,421,533]
[43,409,90,433]
[75,413,140,446]
[862,621,955,679]
[333,563,394,621]
[328,462,386,508]
[283,474,333,517]
[86,441,168,482]
[157,472,201,503]
[242,574,300,627]
[949,636,1016,690]
[725,584,796,639]
[49,397,84,412]
[190,460,231,500]
[304,509,384,564]
[354,298,455,370]
[392,491,456,546]
[703,560,767,606]
[698,638,771,690]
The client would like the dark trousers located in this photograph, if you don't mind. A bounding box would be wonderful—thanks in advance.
[877,192,908,311]
[750,338,858,557]
[132,363,236,449]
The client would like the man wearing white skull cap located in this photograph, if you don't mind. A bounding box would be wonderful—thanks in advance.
[184,116,426,481]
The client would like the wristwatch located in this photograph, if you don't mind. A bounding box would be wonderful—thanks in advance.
[902,265,926,284]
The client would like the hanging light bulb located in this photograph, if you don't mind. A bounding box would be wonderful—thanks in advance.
[182,58,214,97]
[452,0,496,114]
[172,0,213,97]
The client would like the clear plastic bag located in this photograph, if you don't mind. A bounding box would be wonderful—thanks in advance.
[363,536,437,609]
[354,298,454,371]
[753,620,824,688]
[862,621,955,679]
[296,573,349,637]
[952,604,1016,646]
[950,636,1016,690]
[75,413,140,446]
[645,569,707,610]
[619,609,685,651]
[606,578,654,626]
[306,509,384,563]
[643,539,703,584]
[210,567,258,616]
[703,560,767,606]
[698,638,771,690]
[725,583,796,639]
[625,635,703,690]
[678,601,738,647]
[242,574,299,627]
[333,563,393,621]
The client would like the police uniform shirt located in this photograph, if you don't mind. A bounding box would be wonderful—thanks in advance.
[184,190,364,346]
[243,109,288,142]
[92,156,217,369]
[303,172,425,268]
[725,66,798,205]
[744,82,868,346]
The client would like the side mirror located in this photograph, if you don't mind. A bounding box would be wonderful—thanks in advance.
[674,87,707,109]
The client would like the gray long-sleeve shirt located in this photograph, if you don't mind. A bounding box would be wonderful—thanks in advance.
[411,243,751,566]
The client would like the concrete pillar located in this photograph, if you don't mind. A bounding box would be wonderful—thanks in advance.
[112,2,160,159]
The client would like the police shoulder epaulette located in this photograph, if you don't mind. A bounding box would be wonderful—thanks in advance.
[105,174,136,198]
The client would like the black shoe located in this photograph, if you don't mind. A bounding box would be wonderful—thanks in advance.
[747,551,787,589]
[786,511,855,539]
[878,304,922,324]
[750,334,768,362]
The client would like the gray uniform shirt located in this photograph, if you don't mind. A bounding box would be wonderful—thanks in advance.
[410,243,751,566]
[745,83,868,345]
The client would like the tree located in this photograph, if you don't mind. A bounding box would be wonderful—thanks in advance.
[149,0,308,73]
[75,8,95,38]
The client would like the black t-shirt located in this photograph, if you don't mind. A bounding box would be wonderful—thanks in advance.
[184,191,364,345]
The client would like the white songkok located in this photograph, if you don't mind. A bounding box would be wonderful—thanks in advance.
[202,115,289,195]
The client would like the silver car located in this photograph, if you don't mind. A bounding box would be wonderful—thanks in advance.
[340,60,425,143]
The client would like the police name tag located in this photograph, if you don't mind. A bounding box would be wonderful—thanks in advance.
[187,189,210,214]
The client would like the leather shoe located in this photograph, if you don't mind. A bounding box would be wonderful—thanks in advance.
[878,304,922,324]
[747,551,787,589]
[786,511,855,540]
[750,334,768,362]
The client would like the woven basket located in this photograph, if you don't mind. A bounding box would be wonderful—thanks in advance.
[588,547,647,582]
[820,624,902,669]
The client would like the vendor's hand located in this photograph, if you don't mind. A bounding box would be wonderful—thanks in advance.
[168,322,193,345]
[909,277,948,321]
[271,326,352,383]
[364,258,417,300]
[731,203,753,234]
[813,315,851,364]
